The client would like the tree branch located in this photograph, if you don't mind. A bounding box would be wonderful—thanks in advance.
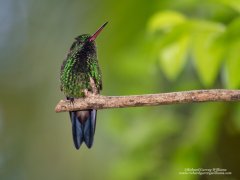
[55,89,240,112]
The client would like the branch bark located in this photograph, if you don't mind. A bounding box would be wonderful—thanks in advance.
[55,89,240,112]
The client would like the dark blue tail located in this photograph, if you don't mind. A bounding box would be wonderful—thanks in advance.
[69,110,97,149]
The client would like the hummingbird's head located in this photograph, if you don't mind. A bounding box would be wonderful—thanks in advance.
[74,34,92,45]
[74,22,108,45]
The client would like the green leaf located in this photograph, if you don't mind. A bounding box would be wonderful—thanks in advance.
[159,34,190,80]
[225,17,240,42]
[192,21,226,86]
[222,17,240,88]
[148,11,186,33]
[225,41,240,88]
[218,0,240,13]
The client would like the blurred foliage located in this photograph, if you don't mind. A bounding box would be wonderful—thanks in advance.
[0,0,240,180]
[148,9,240,88]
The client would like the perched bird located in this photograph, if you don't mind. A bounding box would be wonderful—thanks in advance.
[60,22,107,149]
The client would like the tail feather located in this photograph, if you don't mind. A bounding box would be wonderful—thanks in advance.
[70,111,84,149]
[69,110,97,149]
[83,110,97,148]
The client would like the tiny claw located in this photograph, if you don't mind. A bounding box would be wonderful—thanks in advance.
[69,97,75,106]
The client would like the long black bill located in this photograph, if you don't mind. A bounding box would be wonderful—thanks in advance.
[89,22,108,42]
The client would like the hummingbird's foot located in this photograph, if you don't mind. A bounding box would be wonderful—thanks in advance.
[89,77,98,95]
[68,97,75,106]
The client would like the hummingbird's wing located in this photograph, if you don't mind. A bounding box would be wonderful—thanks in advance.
[60,56,69,91]
[60,41,78,81]
[89,63,103,92]
[97,64,103,90]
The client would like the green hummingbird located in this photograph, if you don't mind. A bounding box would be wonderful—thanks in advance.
[60,22,107,149]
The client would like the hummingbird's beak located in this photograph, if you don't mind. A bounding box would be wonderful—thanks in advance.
[89,22,108,42]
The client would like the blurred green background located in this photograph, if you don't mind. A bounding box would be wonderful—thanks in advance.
[0,0,240,180]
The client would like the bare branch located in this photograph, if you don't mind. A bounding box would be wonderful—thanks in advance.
[55,89,240,113]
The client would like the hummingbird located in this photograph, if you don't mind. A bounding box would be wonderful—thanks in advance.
[60,22,107,149]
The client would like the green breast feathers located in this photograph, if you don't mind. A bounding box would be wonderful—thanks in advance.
[60,37,102,98]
